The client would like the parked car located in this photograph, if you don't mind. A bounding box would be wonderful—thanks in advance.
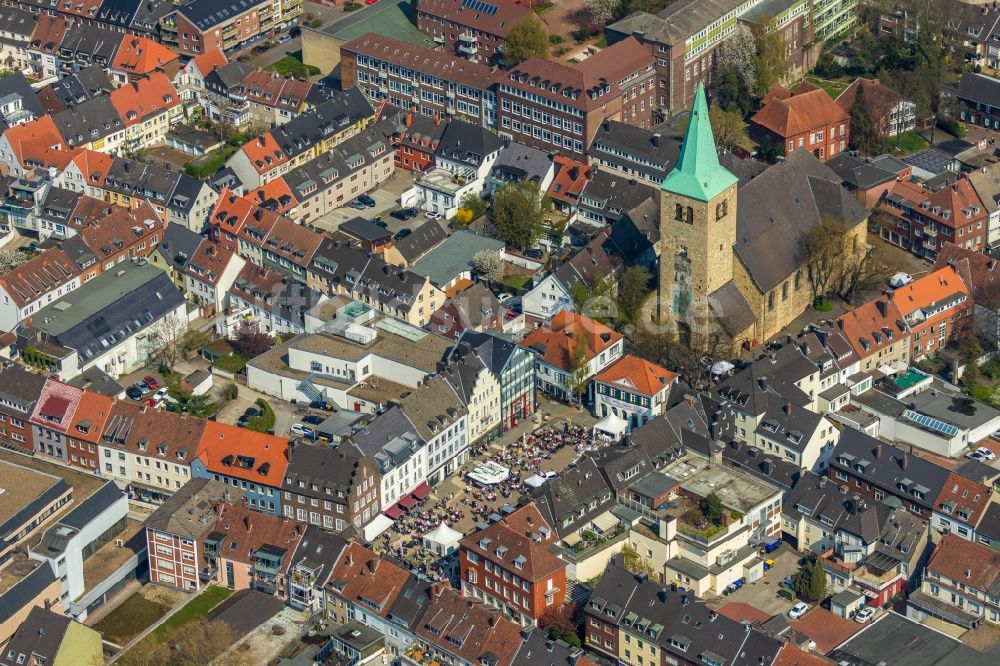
[290,423,314,438]
[126,385,143,400]
[525,248,543,259]
[394,228,412,240]
[244,407,261,419]
[135,380,150,394]
[302,414,324,425]
[289,27,302,38]
[991,430,1000,441]
[357,193,376,207]
[975,446,996,460]
[390,207,418,221]
[425,211,442,220]
[277,34,292,44]
[352,199,368,210]
[854,607,876,624]
[310,399,335,411]
[967,450,990,461]
[143,376,159,390]
[373,219,388,229]
[889,272,913,288]
[365,0,379,4]
[498,293,513,303]
[788,602,809,620]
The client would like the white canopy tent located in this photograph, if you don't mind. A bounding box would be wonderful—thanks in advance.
[593,412,628,439]
[524,471,557,489]
[363,514,394,543]
[467,461,511,486]
[423,522,462,557]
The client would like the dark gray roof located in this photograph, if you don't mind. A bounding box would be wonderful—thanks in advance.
[339,217,391,243]
[717,150,768,187]
[579,170,659,223]
[393,219,448,263]
[511,627,587,666]
[830,428,950,498]
[207,62,254,91]
[707,281,757,339]
[0,7,36,40]
[827,153,897,190]
[493,141,554,185]
[530,457,615,538]
[722,440,801,491]
[0,562,56,626]
[271,88,374,160]
[716,363,812,417]
[177,0,269,31]
[436,120,504,167]
[735,149,869,292]
[61,481,122,529]
[589,119,681,182]
[610,196,658,264]
[387,577,434,630]
[209,166,244,194]
[288,525,348,587]
[956,72,1000,108]
[553,230,621,291]
[977,501,1000,542]
[59,22,121,65]
[0,363,47,408]
[67,365,126,397]
[590,560,782,665]
[52,94,124,148]
[827,611,996,666]
[206,588,284,635]
[0,72,43,121]
[903,148,954,175]
[311,241,428,315]
[0,606,70,664]
[449,330,526,379]
[158,223,203,270]
[283,446,369,497]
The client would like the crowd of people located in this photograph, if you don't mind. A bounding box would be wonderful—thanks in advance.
[371,421,595,582]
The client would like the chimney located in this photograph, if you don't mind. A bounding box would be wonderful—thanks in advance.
[683,393,696,407]
[244,514,252,531]
[876,299,888,317]
[902,452,909,470]
[405,113,413,127]
[875,443,882,459]
[652,133,661,147]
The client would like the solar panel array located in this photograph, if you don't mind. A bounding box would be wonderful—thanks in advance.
[902,409,959,437]
[461,0,499,15]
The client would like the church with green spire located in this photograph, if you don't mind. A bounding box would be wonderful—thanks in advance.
[655,82,869,352]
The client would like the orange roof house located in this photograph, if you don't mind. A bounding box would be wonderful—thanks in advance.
[241,132,289,175]
[835,295,909,370]
[522,311,623,401]
[1,116,66,171]
[751,83,849,162]
[208,189,259,249]
[186,48,227,78]
[195,421,290,489]
[19,144,83,172]
[109,72,181,129]
[890,264,972,360]
[248,178,298,216]
[66,149,114,190]
[594,354,676,397]
[925,534,1000,595]
[110,35,180,84]
[547,156,590,210]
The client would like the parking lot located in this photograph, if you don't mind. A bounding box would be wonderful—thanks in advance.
[308,170,416,236]
[714,546,801,618]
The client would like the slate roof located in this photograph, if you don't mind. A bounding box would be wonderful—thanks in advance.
[176,0,269,31]
[340,217,391,243]
[0,563,56,628]
[511,627,595,666]
[829,428,950,501]
[530,456,615,537]
[287,525,348,589]
[51,94,125,148]
[311,240,431,316]
[392,219,448,263]
[415,587,524,666]
[157,221,203,271]
[589,559,783,665]
[0,72,43,121]
[1,607,73,665]
[282,443,370,499]
[580,169,659,223]
[492,141,554,185]
[229,264,325,327]
[716,361,812,417]
[590,118,680,182]
[449,329,524,378]
[436,120,503,168]
[0,363,47,408]
[956,72,1000,108]
[144,478,242,538]
[735,149,869,292]
[826,153,897,190]
[707,281,757,339]
[553,228,623,291]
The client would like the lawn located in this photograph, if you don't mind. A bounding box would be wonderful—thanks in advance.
[93,592,170,645]
[501,273,533,292]
[804,75,851,99]
[883,130,928,154]
[152,585,233,641]
[213,353,247,373]
[268,55,320,79]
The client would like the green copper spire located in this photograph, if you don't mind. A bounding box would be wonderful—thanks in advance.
[660,83,738,202]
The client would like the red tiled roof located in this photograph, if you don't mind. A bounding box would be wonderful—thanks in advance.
[185,239,239,286]
[521,311,622,372]
[30,379,83,432]
[716,601,773,625]
[415,0,534,37]
[210,189,257,238]
[29,15,69,55]
[240,132,289,174]
[248,178,298,214]
[20,144,83,171]
[834,78,903,116]
[239,70,312,113]
[212,500,304,571]
[788,607,863,654]
[67,390,113,444]
[79,201,163,260]
[197,421,290,484]
[111,35,179,75]
[934,242,1000,309]
[888,265,969,327]
[109,72,180,126]
[594,354,676,396]
[934,472,992,528]
[417,587,523,666]
[0,247,80,308]
[836,296,908,359]
[342,33,497,88]
[774,644,836,666]
[884,178,986,230]
[69,149,114,188]
[752,85,849,138]
[927,533,1000,592]
[187,48,227,77]
[3,116,66,166]
[327,541,411,617]
[547,156,589,204]
[460,514,565,581]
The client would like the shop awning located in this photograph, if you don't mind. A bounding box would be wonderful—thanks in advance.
[385,505,403,520]
[562,532,582,547]
[364,514,394,542]
[412,481,430,500]
[398,495,418,510]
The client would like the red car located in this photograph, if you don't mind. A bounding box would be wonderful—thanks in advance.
[365,0,379,4]
[143,376,159,390]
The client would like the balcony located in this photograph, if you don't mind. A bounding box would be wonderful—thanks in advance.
[923,227,937,237]
[459,43,478,56]
[446,89,455,99]
[923,240,936,251]
[459,33,477,43]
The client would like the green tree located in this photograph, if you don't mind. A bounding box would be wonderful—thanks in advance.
[814,48,843,78]
[621,543,655,578]
[752,20,790,98]
[568,338,591,404]
[617,266,652,327]
[807,560,827,601]
[758,134,782,163]
[460,192,486,219]
[709,105,747,151]
[849,81,875,154]
[492,181,545,251]
[539,605,581,648]
[700,492,724,525]
[504,16,548,66]
[571,273,617,325]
